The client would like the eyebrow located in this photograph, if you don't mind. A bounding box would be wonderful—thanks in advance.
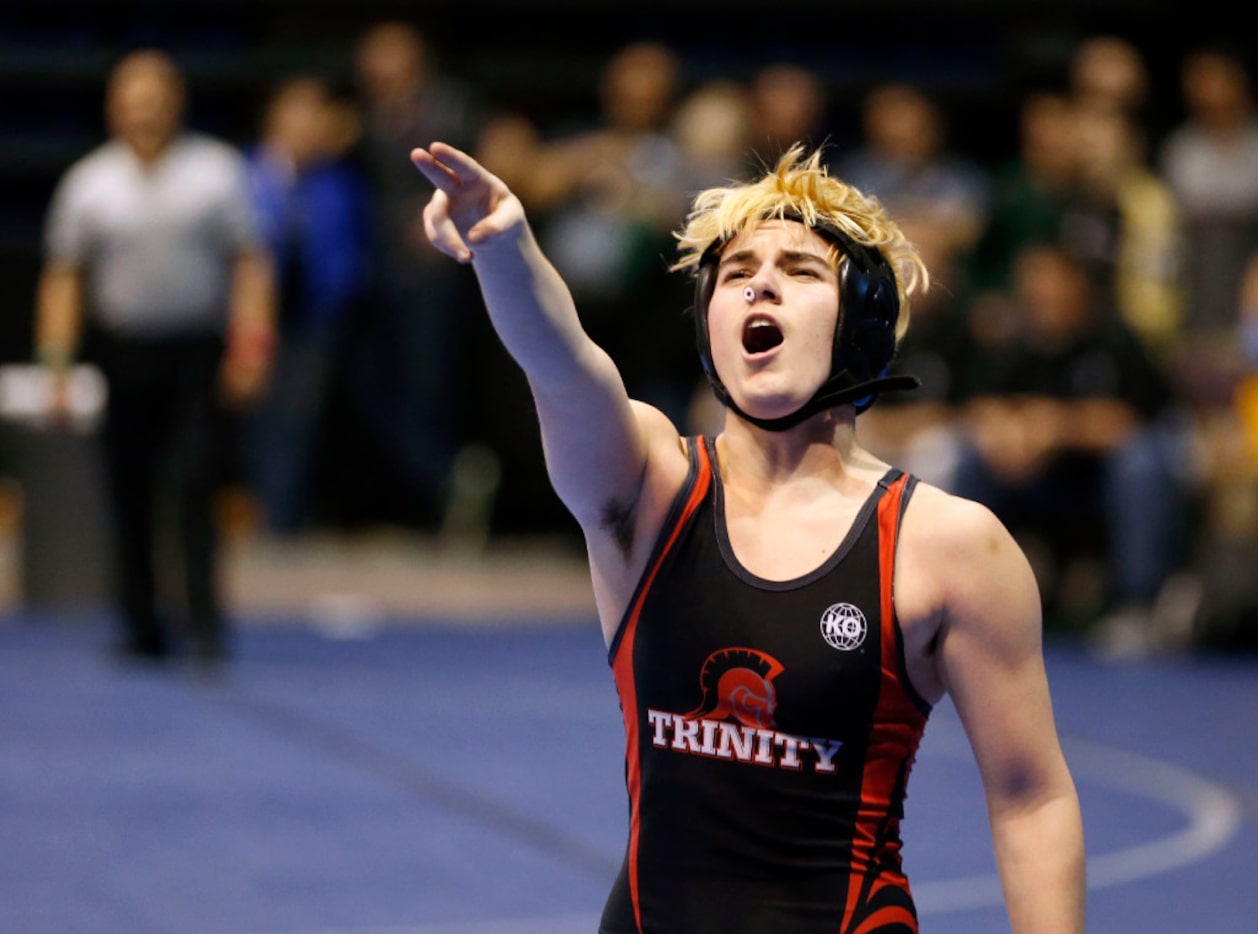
[719,248,832,269]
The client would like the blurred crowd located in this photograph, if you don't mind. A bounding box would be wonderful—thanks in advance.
[32,23,1258,659]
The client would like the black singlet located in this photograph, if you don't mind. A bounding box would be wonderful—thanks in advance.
[602,436,932,934]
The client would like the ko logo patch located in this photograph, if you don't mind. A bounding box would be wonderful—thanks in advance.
[819,602,867,651]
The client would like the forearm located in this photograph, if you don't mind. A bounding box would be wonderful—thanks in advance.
[228,249,277,339]
[469,220,649,522]
[34,263,84,372]
[470,223,610,399]
[224,249,278,367]
[990,790,1086,934]
[411,141,650,519]
[221,250,278,405]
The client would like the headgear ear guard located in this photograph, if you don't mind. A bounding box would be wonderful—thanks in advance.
[692,214,920,430]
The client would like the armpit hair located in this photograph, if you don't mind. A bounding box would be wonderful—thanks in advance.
[597,456,650,559]
[599,496,636,558]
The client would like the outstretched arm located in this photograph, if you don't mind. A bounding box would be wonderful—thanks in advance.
[410,142,681,542]
[925,495,1086,932]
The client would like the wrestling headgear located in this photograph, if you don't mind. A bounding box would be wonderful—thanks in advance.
[692,215,919,430]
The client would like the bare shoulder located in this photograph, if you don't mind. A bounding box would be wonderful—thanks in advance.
[901,481,1024,567]
[630,399,691,496]
[892,482,1035,702]
[898,481,1040,639]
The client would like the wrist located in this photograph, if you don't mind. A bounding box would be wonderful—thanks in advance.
[37,344,72,373]
[226,322,276,367]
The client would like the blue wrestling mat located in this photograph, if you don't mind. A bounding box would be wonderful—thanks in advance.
[1,613,1254,933]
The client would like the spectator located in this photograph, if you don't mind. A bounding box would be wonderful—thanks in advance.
[670,77,755,194]
[970,90,1082,294]
[1157,43,1258,407]
[522,40,693,424]
[837,81,992,269]
[1068,34,1152,120]
[349,20,492,528]
[976,91,1184,364]
[857,215,980,492]
[745,61,831,169]
[1184,247,1258,650]
[33,49,276,664]
[520,40,688,285]
[951,241,1191,650]
[1059,102,1184,362]
[414,40,692,536]
[241,75,373,535]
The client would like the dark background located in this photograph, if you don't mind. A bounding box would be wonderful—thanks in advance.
[0,0,1228,364]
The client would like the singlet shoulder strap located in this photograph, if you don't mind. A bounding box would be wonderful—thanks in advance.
[875,469,931,717]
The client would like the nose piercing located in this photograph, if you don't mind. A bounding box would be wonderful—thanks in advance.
[743,286,756,303]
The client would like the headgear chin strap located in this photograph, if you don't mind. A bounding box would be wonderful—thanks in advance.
[692,214,919,430]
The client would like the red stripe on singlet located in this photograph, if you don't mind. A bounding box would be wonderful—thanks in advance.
[610,439,712,934]
[840,473,927,934]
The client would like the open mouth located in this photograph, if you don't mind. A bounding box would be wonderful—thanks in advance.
[742,318,784,355]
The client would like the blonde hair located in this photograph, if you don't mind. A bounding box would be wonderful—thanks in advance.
[672,144,929,340]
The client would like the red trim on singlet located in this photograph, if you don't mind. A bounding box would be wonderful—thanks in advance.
[610,439,713,934]
[840,473,928,934]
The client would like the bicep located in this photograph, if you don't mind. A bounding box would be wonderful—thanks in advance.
[533,357,680,535]
[936,506,1073,813]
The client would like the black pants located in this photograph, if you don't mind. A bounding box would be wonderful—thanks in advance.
[96,332,226,657]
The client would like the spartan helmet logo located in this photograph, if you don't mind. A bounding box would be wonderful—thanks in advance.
[684,647,785,729]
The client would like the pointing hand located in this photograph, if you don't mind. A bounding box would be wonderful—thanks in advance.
[411,142,526,263]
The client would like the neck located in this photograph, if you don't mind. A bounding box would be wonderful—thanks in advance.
[125,133,175,165]
[718,407,862,485]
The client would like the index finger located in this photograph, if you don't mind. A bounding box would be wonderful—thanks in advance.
[410,143,485,192]
[409,146,460,193]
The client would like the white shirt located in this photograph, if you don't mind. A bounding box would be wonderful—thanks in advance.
[44,132,261,336]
